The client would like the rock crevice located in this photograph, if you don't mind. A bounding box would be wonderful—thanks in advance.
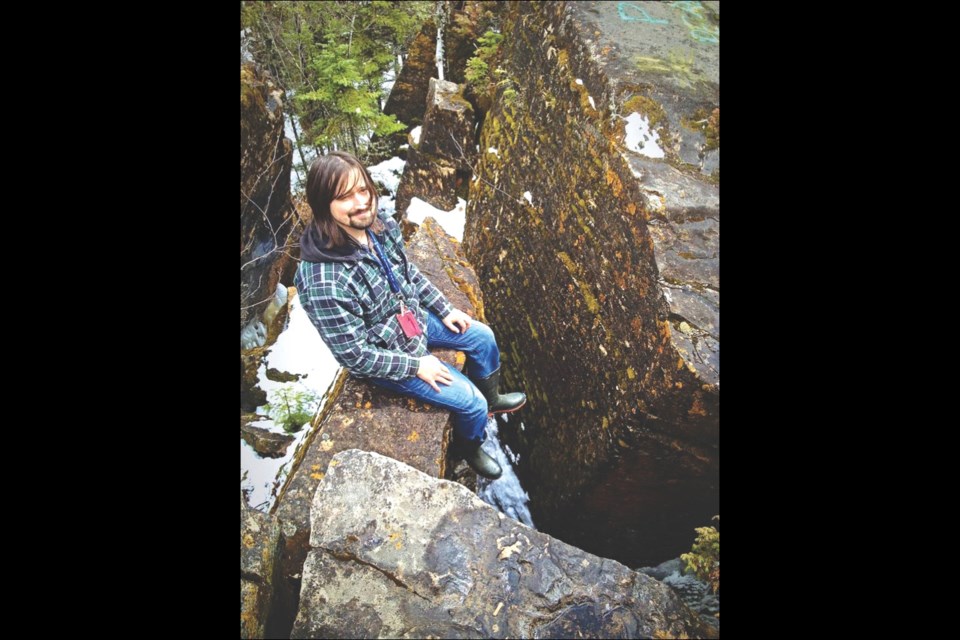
[462,0,719,565]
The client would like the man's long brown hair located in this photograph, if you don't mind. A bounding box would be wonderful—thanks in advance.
[306,151,383,248]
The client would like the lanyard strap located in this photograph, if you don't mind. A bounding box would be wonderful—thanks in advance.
[367,232,402,295]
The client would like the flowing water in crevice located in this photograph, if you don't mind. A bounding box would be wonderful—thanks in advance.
[476,414,535,528]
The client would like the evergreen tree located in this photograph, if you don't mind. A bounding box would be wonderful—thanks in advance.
[241,1,433,164]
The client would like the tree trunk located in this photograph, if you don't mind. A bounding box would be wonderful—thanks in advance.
[348,116,359,158]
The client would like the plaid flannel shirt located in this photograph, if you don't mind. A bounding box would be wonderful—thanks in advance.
[295,212,454,380]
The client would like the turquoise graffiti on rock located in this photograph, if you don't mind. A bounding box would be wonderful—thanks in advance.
[617,2,670,24]
[670,1,719,44]
[616,2,719,45]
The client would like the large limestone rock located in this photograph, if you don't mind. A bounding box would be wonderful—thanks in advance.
[394,78,476,219]
[384,18,438,135]
[268,220,486,638]
[292,450,714,639]
[463,0,718,566]
[567,0,720,385]
[240,62,301,330]
[394,147,458,219]
[420,78,476,165]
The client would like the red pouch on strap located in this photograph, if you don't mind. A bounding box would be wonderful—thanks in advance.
[397,302,422,338]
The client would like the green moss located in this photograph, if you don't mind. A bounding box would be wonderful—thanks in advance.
[633,51,709,89]
[446,91,475,110]
[705,107,719,150]
[240,67,265,112]
[556,251,577,275]
[574,211,595,240]
[679,106,719,151]
[557,251,601,314]
[681,106,710,131]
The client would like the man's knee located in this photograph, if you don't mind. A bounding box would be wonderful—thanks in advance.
[469,321,496,345]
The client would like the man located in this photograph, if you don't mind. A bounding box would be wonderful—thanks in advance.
[295,152,526,479]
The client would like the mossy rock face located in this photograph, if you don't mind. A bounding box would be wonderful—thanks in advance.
[240,62,299,330]
[443,1,508,85]
[419,78,476,166]
[393,78,475,220]
[241,494,281,639]
[383,18,437,131]
[462,1,718,567]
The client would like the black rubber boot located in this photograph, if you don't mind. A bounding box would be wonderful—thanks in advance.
[471,368,526,415]
[463,441,502,479]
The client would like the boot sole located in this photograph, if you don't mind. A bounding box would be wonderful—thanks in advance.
[487,398,527,417]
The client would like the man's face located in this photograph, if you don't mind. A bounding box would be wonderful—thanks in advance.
[330,168,375,231]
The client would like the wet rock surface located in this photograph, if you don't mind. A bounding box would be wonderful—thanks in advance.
[293,450,715,639]
[241,416,296,458]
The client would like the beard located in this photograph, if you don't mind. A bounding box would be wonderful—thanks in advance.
[345,208,375,229]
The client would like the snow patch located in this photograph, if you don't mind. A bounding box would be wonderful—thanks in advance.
[436,25,445,80]
[242,293,343,512]
[624,112,664,158]
[406,197,466,241]
[367,156,406,197]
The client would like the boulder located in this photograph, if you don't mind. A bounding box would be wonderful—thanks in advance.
[292,450,715,639]
[394,78,475,219]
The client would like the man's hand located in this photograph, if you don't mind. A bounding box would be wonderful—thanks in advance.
[417,354,453,392]
[442,308,473,334]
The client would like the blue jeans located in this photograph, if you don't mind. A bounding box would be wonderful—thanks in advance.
[369,312,501,445]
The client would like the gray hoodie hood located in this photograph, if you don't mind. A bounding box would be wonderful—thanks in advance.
[299,221,363,263]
